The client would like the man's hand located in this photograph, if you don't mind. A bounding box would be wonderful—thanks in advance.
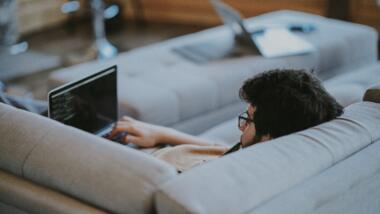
[108,116,165,148]
[109,116,218,148]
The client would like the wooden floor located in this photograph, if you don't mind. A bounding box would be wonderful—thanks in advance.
[3,20,204,100]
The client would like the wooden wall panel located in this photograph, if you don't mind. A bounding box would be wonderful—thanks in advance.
[349,0,380,33]
[123,0,327,26]
[14,0,380,36]
[17,0,69,34]
[16,0,87,35]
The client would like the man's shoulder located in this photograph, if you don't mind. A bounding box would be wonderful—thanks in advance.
[152,144,230,172]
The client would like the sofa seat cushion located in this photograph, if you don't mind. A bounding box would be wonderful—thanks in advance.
[323,62,380,106]
[155,102,380,214]
[49,11,377,134]
[324,62,380,85]
[325,83,365,107]
[0,104,177,213]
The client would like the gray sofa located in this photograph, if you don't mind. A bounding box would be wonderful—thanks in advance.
[1,10,380,214]
[0,83,379,213]
[48,10,378,135]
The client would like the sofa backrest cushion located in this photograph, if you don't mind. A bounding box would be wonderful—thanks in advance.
[155,102,380,214]
[0,103,177,213]
[250,138,380,214]
[325,83,365,107]
[363,83,380,103]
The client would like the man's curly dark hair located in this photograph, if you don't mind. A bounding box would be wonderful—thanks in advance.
[239,69,343,139]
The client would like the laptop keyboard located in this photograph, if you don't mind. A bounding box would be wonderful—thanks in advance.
[172,40,236,64]
[103,132,128,144]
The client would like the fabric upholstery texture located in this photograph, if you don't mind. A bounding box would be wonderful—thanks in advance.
[0,202,27,214]
[325,83,365,107]
[0,104,177,213]
[0,169,105,213]
[322,62,380,107]
[251,138,380,214]
[323,63,380,90]
[155,102,380,214]
[0,103,55,176]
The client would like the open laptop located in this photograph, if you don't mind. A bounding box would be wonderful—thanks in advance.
[48,65,124,142]
[173,0,315,63]
[210,0,315,58]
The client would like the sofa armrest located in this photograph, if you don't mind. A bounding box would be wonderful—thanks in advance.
[363,83,380,103]
[0,103,177,213]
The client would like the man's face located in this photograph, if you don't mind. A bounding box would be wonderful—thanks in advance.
[239,105,271,147]
[239,105,257,147]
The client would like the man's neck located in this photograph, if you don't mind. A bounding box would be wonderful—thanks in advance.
[223,142,242,155]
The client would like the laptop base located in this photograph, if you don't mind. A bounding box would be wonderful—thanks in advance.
[172,37,260,64]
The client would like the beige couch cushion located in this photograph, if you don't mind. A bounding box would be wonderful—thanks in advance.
[0,104,177,213]
[155,102,380,214]
[0,104,54,176]
[0,202,26,214]
[0,169,105,214]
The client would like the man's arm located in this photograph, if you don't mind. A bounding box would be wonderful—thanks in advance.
[108,116,216,148]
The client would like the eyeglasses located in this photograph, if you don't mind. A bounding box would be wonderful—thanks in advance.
[238,111,254,129]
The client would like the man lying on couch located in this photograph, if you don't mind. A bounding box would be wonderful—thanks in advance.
[109,69,344,172]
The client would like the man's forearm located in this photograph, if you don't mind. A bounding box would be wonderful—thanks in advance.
[157,127,217,146]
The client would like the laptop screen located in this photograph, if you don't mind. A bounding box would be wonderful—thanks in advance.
[48,65,117,134]
[210,0,246,37]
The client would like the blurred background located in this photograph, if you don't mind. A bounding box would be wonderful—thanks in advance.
[0,0,380,100]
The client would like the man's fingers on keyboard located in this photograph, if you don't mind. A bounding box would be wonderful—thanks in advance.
[122,116,133,121]
[107,130,116,140]
[109,123,132,139]
[117,122,140,136]
[108,124,124,139]
[125,135,139,145]
[112,132,128,144]
[120,132,129,144]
